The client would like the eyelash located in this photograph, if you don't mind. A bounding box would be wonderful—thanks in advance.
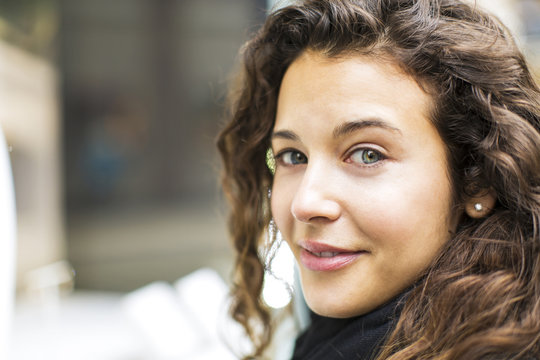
[345,146,387,167]
[273,147,386,168]
[274,149,307,166]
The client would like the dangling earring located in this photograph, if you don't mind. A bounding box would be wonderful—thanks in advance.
[266,148,276,175]
[263,219,281,261]
[268,218,277,239]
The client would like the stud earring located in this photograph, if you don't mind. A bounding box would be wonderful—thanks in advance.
[474,203,483,212]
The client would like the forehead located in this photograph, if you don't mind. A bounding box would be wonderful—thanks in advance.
[274,51,435,138]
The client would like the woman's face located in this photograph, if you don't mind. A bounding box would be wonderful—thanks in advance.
[271,51,457,318]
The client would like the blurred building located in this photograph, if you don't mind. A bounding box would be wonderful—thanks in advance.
[0,0,267,294]
[60,0,266,291]
[0,0,64,291]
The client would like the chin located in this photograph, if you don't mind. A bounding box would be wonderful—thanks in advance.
[305,296,370,319]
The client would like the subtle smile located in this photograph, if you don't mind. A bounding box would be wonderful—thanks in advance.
[298,241,366,271]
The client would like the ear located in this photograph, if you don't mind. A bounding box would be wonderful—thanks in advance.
[464,190,497,219]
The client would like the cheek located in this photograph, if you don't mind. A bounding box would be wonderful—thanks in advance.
[270,176,294,231]
[348,167,453,249]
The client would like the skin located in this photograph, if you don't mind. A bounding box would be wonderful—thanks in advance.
[270,51,458,318]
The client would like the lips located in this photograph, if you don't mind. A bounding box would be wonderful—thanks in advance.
[298,241,365,271]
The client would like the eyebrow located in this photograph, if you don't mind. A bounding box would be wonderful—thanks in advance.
[271,129,299,141]
[332,119,402,138]
[271,118,401,141]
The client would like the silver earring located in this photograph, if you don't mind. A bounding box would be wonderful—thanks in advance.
[474,203,483,212]
[268,219,277,239]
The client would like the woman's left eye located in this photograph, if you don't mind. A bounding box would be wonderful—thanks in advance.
[349,148,384,165]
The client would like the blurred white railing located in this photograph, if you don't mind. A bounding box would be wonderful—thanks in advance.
[0,124,16,360]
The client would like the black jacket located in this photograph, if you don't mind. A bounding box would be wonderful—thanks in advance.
[291,294,405,360]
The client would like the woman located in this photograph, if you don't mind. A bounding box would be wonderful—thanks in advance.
[217,0,540,359]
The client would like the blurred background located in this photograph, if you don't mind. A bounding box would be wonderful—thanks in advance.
[0,0,539,359]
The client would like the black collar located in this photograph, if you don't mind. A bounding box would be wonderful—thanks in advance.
[291,293,407,360]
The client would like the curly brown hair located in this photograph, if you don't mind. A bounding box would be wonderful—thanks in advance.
[217,0,540,358]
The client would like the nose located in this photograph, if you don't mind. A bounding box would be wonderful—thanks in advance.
[290,163,341,223]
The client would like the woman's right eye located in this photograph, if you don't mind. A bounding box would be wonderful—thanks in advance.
[277,150,308,165]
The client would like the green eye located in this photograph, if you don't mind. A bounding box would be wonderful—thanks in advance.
[280,150,307,165]
[351,148,383,165]
[266,148,276,174]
